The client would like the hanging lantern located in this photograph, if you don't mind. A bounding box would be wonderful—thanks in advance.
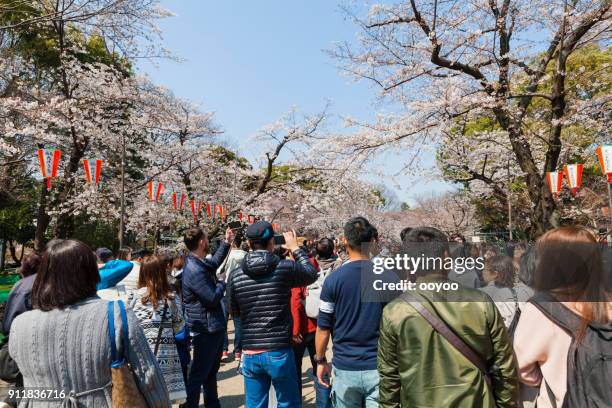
[563,164,583,196]
[179,193,185,210]
[596,145,612,183]
[197,200,202,216]
[172,192,177,209]
[239,210,243,221]
[206,202,212,218]
[546,171,563,199]
[219,204,224,220]
[82,159,102,187]
[190,199,197,219]
[37,149,61,189]
[148,181,164,201]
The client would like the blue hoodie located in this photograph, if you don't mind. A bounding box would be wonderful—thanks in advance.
[97,260,133,290]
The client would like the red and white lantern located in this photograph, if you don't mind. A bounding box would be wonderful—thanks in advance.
[148,181,164,201]
[37,149,61,189]
[546,171,563,199]
[563,164,583,196]
[173,192,186,210]
[206,203,212,218]
[82,159,102,187]
[596,145,612,183]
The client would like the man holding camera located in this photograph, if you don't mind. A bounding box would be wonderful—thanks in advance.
[228,221,318,408]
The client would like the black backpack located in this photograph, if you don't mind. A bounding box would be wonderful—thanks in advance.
[530,292,612,408]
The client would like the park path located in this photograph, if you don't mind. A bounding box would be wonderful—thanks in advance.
[174,319,318,408]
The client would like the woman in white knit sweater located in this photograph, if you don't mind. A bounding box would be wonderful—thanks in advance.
[9,239,170,408]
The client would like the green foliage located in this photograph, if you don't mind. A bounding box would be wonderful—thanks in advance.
[209,146,251,170]
[0,181,37,244]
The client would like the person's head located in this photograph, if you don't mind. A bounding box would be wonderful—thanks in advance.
[183,227,209,256]
[535,226,609,338]
[232,234,243,249]
[518,246,537,287]
[482,244,499,259]
[450,233,466,243]
[400,227,413,243]
[138,255,172,308]
[131,248,151,262]
[507,242,527,262]
[117,247,132,261]
[402,227,449,277]
[245,221,275,252]
[18,252,42,278]
[95,247,114,264]
[172,256,184,272]
[316,237,335,259]
[33,240,100,311]
[483,255,515,287]
[343,217,376,256]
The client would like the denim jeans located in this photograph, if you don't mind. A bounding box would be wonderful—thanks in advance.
[314,372,332,408]
[331,367,379,408]
[223,317,242,353]
[184,331,224,408]
[241,347,300,408]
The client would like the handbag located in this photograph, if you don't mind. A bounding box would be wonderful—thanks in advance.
[107,300,149,408]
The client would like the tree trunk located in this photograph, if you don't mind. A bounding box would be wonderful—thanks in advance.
[7,240,19,265]
[54,143,86,238]
[34,179,50,252]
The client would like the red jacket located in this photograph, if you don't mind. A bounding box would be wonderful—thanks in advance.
[290,258,318,336]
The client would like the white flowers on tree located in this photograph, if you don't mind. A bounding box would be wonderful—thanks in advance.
[329,0,611,235]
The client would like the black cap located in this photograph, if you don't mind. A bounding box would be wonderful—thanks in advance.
[95,247,114,263]
[246,221,274,242]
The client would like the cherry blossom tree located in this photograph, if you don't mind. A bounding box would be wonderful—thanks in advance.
[331,0,611,236]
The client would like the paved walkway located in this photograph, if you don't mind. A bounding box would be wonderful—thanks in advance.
[177,319,319,407]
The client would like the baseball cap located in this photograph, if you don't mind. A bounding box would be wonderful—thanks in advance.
[245,221,274,242]
[95,247,114,263]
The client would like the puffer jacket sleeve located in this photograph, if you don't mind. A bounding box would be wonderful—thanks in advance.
[378,305,401,408]
[289,249,318,288]
[487,300,519,408]
[120,304,171,407]
[203,241,231,271]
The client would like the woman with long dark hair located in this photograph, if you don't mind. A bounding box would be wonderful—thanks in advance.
[513,226,611,407]
[8,239,170,407]
[128,255,186,404]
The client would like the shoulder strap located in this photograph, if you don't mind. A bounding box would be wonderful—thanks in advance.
[117,300,130,361]
[529,292,581,337]
[107,301,118,366]
[399,292,493,389]
[153,300,169,356]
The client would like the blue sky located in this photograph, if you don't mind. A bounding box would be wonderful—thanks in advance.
[138,0,454,204]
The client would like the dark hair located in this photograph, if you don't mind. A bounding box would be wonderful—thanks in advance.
[400,227,413,242]
[138,255,173,308]
[172,256,184,271]
[33,240,100,311]
[233,234,243,248]
[316,238,335,259]
[485,255,515,288]
[343,217,376,252]
[506,242,527,258]
[518,246,537,287]
[535,227,609,330]
[117,247,132,261]
[251,240,270,251]
[18,252,42,278]
[402,227,449,276]
[184,228,206,251]
[95,247,114,263]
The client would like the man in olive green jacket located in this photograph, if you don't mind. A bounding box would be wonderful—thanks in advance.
[378,227,518,408]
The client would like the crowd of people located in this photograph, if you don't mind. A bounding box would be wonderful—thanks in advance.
[0,216,610,408]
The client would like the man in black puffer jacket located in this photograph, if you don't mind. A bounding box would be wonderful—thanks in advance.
[228,221,318,408]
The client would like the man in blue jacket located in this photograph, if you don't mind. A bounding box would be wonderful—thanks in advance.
[95,247,133,290]
[182,226,234,408]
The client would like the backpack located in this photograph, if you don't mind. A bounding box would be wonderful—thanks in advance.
[305,267,332,319]
[530,292,612,408]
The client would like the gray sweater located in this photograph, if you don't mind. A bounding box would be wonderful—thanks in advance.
[9,297,170,408]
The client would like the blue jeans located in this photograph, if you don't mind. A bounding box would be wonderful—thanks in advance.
[314,372,332,408]
[331,367,379,408]
[242,348,300,408]
[185,332,224,408]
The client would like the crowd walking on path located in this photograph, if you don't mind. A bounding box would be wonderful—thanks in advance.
[0,215,610,408]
